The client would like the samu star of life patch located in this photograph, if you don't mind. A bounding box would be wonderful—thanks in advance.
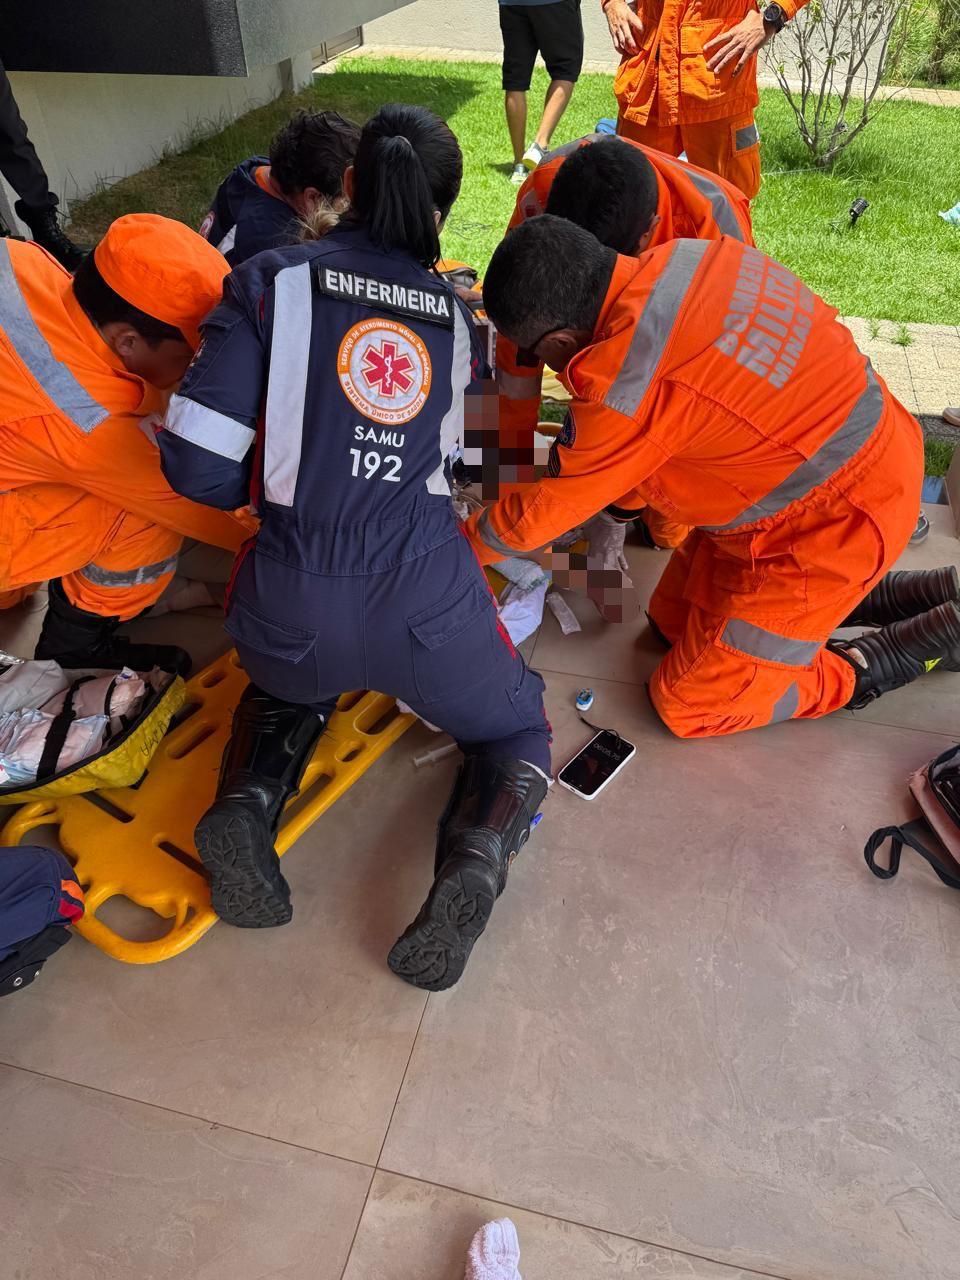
[337,318,433,426]
[317,265,454,329]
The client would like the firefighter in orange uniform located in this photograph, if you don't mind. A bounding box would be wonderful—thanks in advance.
[496,133,752,549]
[467,216,960,738]
[603,0,803,200]
[0,213,253,674]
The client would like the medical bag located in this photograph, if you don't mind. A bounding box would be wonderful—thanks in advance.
[0,661,185,805]
[864,743,960,891]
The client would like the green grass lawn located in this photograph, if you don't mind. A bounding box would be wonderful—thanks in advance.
[69,54,960,326]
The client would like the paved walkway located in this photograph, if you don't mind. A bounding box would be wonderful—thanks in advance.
[843,318,960,429]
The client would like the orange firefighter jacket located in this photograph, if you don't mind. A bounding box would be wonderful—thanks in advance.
[0,239,250,553]
[612,0,809,128]
[467,237,922,628]
[498,133,754,439]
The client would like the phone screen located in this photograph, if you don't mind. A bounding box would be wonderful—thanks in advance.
[558,731,635,798]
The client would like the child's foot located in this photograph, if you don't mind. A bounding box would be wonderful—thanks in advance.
[510,162,527,185]
[465,1218,522,1280]
[522,141,546,170]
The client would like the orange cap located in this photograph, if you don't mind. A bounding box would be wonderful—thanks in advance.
[94,213,229,350]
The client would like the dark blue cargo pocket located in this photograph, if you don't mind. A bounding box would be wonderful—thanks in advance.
[225,596,321,702]
[407,578,497,705]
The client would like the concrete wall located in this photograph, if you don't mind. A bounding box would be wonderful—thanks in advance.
[365,0,620,68]
[0,62,292,234]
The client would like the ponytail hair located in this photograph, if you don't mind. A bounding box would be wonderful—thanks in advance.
[350,103,463,268]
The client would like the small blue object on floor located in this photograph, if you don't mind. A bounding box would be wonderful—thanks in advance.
[576,688,595,712]
[595,118,617,135]
[922,476,947,505]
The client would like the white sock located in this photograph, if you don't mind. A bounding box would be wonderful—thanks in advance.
[464,1219,522,1280]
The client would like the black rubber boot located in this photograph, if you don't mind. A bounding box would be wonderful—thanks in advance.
[843,567,960,627]
[35,579,190,675]
[23,209,87,272]
[194,686,326,928]
[838,599,960,708]
[388,755,548,991]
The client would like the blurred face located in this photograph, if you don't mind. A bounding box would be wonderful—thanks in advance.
[100,323,194,389]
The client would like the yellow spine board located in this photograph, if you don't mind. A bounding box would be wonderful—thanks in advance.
[1,651,412,964]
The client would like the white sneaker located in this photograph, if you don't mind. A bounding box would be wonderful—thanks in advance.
[510,163,527,185]
[522,141,546,170]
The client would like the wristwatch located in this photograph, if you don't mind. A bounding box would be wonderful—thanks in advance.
[763,2,786,31]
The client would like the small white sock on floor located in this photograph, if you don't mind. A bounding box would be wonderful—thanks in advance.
[464,1218,522,1280]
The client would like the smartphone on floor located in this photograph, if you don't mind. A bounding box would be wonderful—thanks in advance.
[557,730,636,801]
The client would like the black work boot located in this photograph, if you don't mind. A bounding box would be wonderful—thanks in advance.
[35,579,190,675]
[21,209,87,272]
[388,755,548,991]
[194,686,326,928]
[837,599,960,709]
[843,567,960,627]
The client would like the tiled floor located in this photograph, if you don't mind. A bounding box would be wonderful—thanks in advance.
[2,507,960,1280]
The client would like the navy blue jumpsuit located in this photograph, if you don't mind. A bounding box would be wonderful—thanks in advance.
[200,157,300,267]
[159,226,552,773]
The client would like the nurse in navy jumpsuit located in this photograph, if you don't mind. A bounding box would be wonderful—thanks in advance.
[161,104,552,991]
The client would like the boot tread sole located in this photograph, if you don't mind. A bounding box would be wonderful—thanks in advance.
[388,862,497,992]
[195,802,292,929]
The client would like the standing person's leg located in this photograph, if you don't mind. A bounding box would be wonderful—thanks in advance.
[616,113,684,157]
[681,113,761,201]
[525,0,585,163]
[365,548,551,991]
[0,58,55,219]
[0,60,84,269]
[500,5,539,177]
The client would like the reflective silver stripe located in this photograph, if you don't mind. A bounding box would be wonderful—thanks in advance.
[704,366,884,532]
[264,262,313,507]
[0,239,109,434]
[736,123,760,152]
[216,225,237,256]
[660,154,745,242]
[722,618,820,666]
[81,552,180,588]
[426,305,473,496]
[541,133,603,164]
[165,394,256,462]
[605,239,711,417]
[770,682,799,723]
[498,368,540,400]
[476,507,523,557]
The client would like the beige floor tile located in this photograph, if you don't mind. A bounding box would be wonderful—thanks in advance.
[380,674,960,1280]
[0,1064,371,1280]
[0,721,452,1165]
[529,541,673,686]
[342,1171,782,1280]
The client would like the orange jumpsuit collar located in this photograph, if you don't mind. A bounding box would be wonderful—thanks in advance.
[561,253,641,395]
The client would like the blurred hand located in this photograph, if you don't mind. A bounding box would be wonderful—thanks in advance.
[704,10,772,76]
[605,0,645,55]
[581,510,630,573]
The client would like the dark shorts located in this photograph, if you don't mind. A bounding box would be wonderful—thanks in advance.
[500,0,584,91]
